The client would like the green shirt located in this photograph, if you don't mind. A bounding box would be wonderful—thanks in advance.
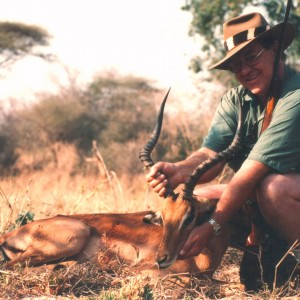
[202,66,300,173]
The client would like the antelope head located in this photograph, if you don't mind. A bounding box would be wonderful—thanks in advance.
[154,192,218,268]
[139,88,243,269]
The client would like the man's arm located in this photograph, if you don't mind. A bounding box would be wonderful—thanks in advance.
[176,147,226,184]
[212,159,270,224]
[179,159,270,258]
[146,147,226,197]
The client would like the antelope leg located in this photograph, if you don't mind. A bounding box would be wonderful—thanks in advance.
[0,216,91,267]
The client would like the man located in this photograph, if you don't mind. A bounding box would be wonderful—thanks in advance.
[146,12,300,286]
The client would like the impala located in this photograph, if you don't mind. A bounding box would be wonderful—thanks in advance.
[0,90,230,278]
[0,210,230,277]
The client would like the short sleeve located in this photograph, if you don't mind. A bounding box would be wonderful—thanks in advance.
[202,88,239,152]
[248,90,300,173]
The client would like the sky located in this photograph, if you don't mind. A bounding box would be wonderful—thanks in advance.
[0,0,201,106]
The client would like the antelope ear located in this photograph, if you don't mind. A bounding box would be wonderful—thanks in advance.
[143,211,162,226]
[193,196,219,213]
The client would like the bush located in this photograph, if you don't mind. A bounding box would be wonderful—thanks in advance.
[0,73,210,177]
[0,132,18,174]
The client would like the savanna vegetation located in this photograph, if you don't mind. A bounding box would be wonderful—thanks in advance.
[1,76,298,299]
[1,1,300,298]
[0,73,226,299]
[0,75,298,299]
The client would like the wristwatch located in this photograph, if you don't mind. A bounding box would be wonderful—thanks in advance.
[208,218,222,236]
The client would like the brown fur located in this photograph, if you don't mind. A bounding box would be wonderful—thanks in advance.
[0,210,228,277]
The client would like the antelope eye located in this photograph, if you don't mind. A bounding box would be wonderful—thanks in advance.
[182,214,195,229]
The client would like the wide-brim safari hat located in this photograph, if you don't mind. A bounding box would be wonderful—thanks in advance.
[210,12,295,70]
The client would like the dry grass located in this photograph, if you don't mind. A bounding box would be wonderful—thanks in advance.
[0,146,299,299]
[1,250,298,299]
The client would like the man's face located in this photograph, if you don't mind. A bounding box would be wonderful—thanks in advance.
[230,41,277,101]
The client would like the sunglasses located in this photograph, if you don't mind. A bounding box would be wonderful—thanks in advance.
[229,48,265,73]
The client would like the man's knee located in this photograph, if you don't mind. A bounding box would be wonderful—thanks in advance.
[256,174,285,204]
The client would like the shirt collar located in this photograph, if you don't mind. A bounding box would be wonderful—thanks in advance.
[240,87,255,102]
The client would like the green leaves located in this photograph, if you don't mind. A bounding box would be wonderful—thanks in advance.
[8,211,35,231]
[182,0,300,74]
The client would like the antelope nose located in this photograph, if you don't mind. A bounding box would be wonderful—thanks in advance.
[156,254,168,268]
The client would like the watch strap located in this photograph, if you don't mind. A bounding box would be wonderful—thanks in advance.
[208,218,221,235]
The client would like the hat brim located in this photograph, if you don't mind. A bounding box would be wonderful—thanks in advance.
[209,21,295,71]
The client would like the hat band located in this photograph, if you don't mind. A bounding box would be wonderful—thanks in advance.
[224,25,271,52]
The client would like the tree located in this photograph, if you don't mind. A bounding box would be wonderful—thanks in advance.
[2,74,163,175]
[264,0,300,61]
[182,0,300,73]
[0,21,53,69]
[82,74,160,174]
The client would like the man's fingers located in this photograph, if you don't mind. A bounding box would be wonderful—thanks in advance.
[158,187,167,197]
[144,162,173,197]
[179,225,211,259]
[179,235,196,257]
[153,180,167,192]
[147,174,166,187]
[146,163,164,179]
[146,170,164,182]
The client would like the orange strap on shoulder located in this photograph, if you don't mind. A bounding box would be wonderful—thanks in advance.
[260,96,276,134]
[248,96,276,246]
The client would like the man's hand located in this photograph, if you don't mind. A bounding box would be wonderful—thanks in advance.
[178,222,214,259]
[145,148,221,198]
[146,162,180,197]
